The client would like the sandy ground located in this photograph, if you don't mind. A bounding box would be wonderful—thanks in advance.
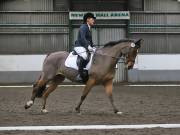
[0,84,180,134]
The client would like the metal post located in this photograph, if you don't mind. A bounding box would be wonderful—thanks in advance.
[68,13,72,52]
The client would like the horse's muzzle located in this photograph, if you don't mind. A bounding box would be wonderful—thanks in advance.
[127,62,134,70]
[127,65,133,70]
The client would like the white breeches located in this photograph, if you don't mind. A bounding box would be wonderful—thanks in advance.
[74,47,88,60]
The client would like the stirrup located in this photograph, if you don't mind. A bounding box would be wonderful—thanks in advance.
[80,70,89,83]
[75,74,83,83]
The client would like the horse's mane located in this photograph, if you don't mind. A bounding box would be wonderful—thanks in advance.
[103,39,134,48]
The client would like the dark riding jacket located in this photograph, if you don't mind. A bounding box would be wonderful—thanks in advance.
[74,24,94,50]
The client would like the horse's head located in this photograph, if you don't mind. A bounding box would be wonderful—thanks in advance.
[121,39,143,70]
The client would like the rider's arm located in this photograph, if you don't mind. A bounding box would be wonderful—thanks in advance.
[79,25,90,50]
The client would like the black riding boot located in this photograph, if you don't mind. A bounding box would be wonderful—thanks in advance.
[77,57,89,83]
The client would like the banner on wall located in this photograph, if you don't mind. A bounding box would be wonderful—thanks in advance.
[69,11,130,20]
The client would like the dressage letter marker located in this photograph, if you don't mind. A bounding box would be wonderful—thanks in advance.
[1,124,180,131]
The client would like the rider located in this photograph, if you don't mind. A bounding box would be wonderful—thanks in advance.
[74,12,96,82]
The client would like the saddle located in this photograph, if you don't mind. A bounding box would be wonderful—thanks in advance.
[72,51,90,69]
[65,51,94,83]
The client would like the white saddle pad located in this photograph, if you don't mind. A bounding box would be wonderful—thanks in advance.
[65,52,94,70]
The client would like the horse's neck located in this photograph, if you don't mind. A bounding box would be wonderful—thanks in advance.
[95,44,128,68]
[101,43,129,58]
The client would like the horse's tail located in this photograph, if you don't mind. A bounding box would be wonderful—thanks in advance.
[43,53,51,65]
[33,53,51,98]
[35,84,47,98]
[33,75,47,98]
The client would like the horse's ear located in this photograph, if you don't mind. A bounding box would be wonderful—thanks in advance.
[135,39,143,49]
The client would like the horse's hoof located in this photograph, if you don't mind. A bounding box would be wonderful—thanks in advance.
[116,111,123,115]
[24,104,30,109]
[75,108,80,114]
[41,109,48,114]
[114,109,123,115]
[24,100,33,109]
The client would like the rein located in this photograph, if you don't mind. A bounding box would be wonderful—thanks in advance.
[95,51,124,60]
[73,49,127,62]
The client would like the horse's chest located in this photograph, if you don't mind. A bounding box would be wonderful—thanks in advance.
[94,70,115,82]
[104,72,114,80]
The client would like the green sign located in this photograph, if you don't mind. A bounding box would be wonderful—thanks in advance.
[69,11,130,20]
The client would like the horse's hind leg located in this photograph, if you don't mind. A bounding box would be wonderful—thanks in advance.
[103,79,122,114]
[24,74,47,109]
[41,74,65,113]
[75,78,95,113]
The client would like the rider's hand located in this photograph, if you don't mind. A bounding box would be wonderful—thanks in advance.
[88,45,94,52]
[88,45,96,53]
[92,47,96,52]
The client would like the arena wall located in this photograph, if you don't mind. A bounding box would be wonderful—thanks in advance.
[0,0,180,83]
[128,54,180,82]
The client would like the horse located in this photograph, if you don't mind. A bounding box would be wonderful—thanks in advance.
[24,39,142,114]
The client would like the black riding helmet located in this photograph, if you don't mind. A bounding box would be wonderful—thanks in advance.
[83,12,96,23]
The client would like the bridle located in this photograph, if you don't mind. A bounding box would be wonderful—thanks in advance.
[94,47,136,64]
[73,45,137,64]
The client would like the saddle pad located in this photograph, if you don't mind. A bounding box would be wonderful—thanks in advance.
[65,52,94,70]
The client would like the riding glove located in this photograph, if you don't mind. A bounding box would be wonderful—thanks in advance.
[88,45,96,52]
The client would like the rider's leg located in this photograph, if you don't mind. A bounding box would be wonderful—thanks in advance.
[74,47,88,60]
[78,56,88,81]
[74,47,89,82]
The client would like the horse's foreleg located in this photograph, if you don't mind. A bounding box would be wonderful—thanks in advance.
[103,79,122,114]
[75,78,95,113]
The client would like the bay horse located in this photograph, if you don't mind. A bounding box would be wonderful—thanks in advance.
[24,39,142,114]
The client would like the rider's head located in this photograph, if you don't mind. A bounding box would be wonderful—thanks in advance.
[83,12,96,26]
